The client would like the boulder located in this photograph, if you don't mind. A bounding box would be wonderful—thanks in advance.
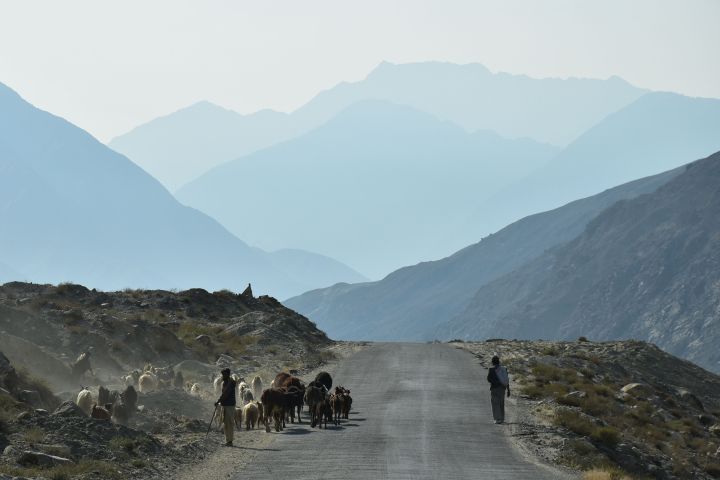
[195,334,212,346]
[17,450,74,467]
[17,390,43,408]
[698,414,715,426]
[16,411,31,421]
[51,401,85,417]
[215,354,234,367]
[565,391,587,399]
[0,351,18,391]
[676,388,704,411]
[620,383,653,398]
[709,424,720,438]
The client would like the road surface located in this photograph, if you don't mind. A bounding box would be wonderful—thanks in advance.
[235,343,568,479]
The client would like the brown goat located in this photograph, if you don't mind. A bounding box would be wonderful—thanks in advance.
[91,404,111,420]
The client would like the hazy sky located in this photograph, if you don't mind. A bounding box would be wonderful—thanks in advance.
[1,0,719,142]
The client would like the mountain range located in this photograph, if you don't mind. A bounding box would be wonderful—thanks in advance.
[465,92,720,240]
[0,82,365,298]
[176,91,720,278]
[175,100,560,278]
[441,151,720,372]
[285,166,682,341]
[110,61,646,191]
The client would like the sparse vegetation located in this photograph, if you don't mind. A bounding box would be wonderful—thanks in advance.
[582,468,632,480]
[0,460,121,480]
[457,339,720,478]
[22,426,45,443]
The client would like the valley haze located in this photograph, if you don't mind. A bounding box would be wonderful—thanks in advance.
[2,2,720,478]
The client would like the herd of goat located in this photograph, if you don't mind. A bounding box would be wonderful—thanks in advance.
[73,364,353,434]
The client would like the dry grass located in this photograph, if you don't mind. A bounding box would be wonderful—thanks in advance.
[23,427,45,443]
[176,321,259,361]
[582,468,633,480]
[0,460,121,480]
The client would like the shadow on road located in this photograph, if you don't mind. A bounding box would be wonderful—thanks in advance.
[227,446,281,452]
[283,428,313,435]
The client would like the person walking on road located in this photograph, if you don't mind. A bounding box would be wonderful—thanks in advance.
[215,367,237,446]
[487,355,510,424]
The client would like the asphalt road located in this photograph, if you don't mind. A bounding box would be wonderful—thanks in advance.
[235,343,565,480]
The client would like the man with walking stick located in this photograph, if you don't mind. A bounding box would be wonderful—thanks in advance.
[214,368,237,446]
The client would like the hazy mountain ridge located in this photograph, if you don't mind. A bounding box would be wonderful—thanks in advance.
[177,99,560,278]
[109,101,298,191]
[0,82,368,298]
[465,92,720,240]
[294,61,646,145]
[110,61,645,190]
[443,151,720,372]
[284,166,683,340]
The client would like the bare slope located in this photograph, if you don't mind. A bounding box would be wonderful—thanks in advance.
[445,151,720,373]
[285,167,682,341]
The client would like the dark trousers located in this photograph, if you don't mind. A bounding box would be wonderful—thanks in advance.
[491,387,506,422]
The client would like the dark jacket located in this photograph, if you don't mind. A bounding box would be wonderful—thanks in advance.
[218,378,237,406]
[487,367,505,389]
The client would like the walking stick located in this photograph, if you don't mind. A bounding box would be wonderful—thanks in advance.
[206,404,219,438]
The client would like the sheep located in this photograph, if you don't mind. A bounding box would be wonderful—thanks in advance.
[241,389,254,406]
[122,370,141,387]
[234,406,243,429]
[189,383,201,397]
[138,372,157,393]
[304,384,325,428]
[71,350,94,381]
[315,371,332,391]
[91,403,111,420]
[111,385,137,425]
[243,402,259,430]
[314,395,332,429]
[76,387,93,416]
[330,393,344,426]
[260,388,288,432]
[97,386,111,405]
[120,385,138,413]
[256,401,264,426]
[274,374,305,424]
[251,376,263,401]
[237,381,248,396]
[213,375,223,396]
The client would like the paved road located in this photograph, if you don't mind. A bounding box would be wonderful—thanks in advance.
[235,343,565,480]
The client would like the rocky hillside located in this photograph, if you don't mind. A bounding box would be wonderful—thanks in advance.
[0,282,330,392]
[0,281,341,479]
[444,151,720,373]
[286,166,682,341]
[454,340,720,479]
